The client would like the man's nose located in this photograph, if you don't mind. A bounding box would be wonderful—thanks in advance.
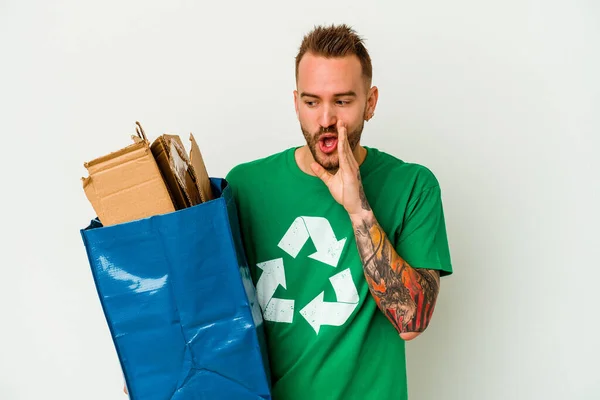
[319,105,337,129]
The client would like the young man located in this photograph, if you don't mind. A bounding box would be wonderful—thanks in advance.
[226,24,453,399]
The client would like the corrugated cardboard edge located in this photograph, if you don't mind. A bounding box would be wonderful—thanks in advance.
[83,140,149,174]
[81,176,105,221]
[189,133,214,202]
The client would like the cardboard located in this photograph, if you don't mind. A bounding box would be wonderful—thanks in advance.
[82,122,214,226]
[151,134,201,209]
[151,133,214,209]
[81,123,176,227]
[189,133,215,203]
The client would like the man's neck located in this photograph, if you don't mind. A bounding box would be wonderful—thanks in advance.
[295,144,367,176]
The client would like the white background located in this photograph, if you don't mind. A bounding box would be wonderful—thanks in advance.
[1,1,599,399]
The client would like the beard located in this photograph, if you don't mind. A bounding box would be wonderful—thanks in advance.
[300,120,364,173]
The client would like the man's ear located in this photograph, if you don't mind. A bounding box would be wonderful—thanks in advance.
[293,90,299,119]
[365,86,379,121]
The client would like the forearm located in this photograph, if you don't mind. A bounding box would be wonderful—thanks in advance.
[349,207,440,338]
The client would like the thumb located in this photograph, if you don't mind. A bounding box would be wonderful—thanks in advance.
[311,162,332,184]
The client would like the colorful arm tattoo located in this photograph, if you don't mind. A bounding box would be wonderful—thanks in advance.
[351,185,440,333]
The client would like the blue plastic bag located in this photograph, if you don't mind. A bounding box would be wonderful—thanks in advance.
[80,178,271,400]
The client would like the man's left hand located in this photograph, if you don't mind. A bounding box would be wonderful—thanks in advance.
[311,120,369,216]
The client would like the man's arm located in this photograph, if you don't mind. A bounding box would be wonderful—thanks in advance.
[311,120,442,340]
[350,206,440,340]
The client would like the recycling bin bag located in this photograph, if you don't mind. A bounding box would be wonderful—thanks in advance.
[80,178,271,400]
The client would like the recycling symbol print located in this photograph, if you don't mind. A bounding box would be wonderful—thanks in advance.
[256,216,359,334]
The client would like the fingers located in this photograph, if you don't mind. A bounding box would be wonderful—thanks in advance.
[337,120,358,171]
[337,120,352,170]
[311,162,332,184]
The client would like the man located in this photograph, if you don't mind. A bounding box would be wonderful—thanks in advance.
[226,24,453,399]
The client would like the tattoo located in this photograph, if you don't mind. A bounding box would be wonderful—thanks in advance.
[357,171,371,211]
[354,215,440,334]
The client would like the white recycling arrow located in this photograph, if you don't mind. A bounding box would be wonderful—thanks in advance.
[300,268,359,334]
[277,216,347,268]
[263,298,294,324]
[256,258,294,323]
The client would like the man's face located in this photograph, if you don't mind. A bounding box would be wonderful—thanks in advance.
[294,53,373,173]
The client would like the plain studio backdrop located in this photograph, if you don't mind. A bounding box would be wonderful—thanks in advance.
[1,1,598,399]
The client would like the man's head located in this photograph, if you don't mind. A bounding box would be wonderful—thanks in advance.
[294,24,378,172]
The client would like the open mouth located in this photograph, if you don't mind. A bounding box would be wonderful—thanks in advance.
[318,134,338,154]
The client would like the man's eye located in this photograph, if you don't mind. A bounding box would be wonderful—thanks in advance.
[337,100,351,106]
[305,101,317,107]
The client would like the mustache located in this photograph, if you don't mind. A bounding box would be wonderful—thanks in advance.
[317,125,338,135]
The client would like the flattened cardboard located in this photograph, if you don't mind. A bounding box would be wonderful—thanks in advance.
[189,133,214,202]
[82,138,176,227]
[151,135,202,210]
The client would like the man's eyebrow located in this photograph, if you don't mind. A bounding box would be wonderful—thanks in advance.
[300,91,357,98]
[300,92,320,98]
[333,91,357,97]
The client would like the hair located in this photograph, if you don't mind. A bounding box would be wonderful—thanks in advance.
[295,24,372,84]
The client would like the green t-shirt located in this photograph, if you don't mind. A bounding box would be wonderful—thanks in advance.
[226,146,452,400]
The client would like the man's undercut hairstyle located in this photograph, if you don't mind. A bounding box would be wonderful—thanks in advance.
[295,24,373,85]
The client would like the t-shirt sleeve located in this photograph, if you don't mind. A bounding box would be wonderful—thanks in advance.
[394,184,453,276]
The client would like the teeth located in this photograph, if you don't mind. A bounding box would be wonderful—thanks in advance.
[321,137,336,150]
